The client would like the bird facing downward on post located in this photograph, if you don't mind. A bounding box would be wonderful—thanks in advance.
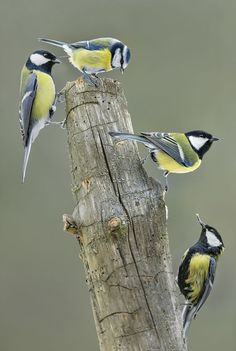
[38,37,131,86]
[177,214,224,340]
[109,130,219,191]
[19,50,60,183]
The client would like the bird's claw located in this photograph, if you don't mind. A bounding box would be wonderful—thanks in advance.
[59,118,67,129]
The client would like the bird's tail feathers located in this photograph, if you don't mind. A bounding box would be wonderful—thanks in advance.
[109,131,153,148]
[22,142,32,183]
[182,303,197,340]
[38,38,68,48]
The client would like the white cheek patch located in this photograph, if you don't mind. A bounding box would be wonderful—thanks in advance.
[30,53,50,66]
[188,136,208,150]
[123,46,128,68]
[112,49,121,68]
[206,230,222,247]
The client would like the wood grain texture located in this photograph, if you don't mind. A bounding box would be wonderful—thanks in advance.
[64,78,187,351]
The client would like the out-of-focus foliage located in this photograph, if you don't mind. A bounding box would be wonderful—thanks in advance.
[0,1,235,350]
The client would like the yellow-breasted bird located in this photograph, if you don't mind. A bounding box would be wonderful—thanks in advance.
[38,37,131,85]
[177,214,224,339]
[109,130,219,190]
[19,50,60,183]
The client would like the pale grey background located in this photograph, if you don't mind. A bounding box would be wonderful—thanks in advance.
[0,0,235,350]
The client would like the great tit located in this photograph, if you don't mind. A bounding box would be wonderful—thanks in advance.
[38,37,131,85]
[109,130,219,190]
[177,214,224,339]
[19,50,60,183]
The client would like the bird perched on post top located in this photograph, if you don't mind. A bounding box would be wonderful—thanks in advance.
[19,50,60,183]
[38,37,131,85]
[109,130,219,190]
[177,214,224,339]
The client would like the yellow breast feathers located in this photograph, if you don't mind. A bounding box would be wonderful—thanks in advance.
[156,151,201,173]
[71,48,112,72]
[32,71,56,119]
[185,254,211,302]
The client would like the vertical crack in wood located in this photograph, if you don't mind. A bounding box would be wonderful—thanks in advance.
[113,169,162,346]
[98,131,162,345]
[98,131,119,197]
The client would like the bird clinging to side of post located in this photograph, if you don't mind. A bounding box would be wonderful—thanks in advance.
[177,214,224,339]
[19,50,60,182]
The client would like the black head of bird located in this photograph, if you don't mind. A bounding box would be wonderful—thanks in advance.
[186,130,219,159]
[26,50,61,73]
[110,42,131,73]
[196,214,224,256]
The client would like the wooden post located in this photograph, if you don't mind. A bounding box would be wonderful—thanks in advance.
[64,78,187,351]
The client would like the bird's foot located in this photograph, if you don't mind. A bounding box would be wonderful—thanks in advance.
[59,118,67,129]
[57,88,66,103]
[140,153,149,165]
[82,72,100,88]
[47,120,66,129]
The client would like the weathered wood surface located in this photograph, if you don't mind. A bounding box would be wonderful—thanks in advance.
[64,78,187,351]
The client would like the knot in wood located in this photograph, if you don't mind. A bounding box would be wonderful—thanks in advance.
[82,177,91,191]
[108,217,122,231]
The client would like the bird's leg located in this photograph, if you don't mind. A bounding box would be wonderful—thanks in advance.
[82,70,99,87]
[46,120,66,129]
[45,105,66,129]
[46,89,67,128]
[92,73,102,86]
[140,153,150,165]
[163,171,169,192]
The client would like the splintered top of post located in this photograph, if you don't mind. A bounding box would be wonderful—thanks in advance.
[64,77,127,116]
[65,77,123,97]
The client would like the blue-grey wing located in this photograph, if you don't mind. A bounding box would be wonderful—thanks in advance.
[70,40,90,49]
[19,73,37,146]
[195,257,216,314]
[70,38,113,50]
[141,132,192,167]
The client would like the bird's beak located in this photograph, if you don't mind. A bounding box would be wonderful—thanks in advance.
[211,137,220,142]
[196,213,206,228]
[120,66,124,74]
[53,58,61,64]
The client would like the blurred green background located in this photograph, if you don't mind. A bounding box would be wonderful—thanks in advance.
[0,0,235,350]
